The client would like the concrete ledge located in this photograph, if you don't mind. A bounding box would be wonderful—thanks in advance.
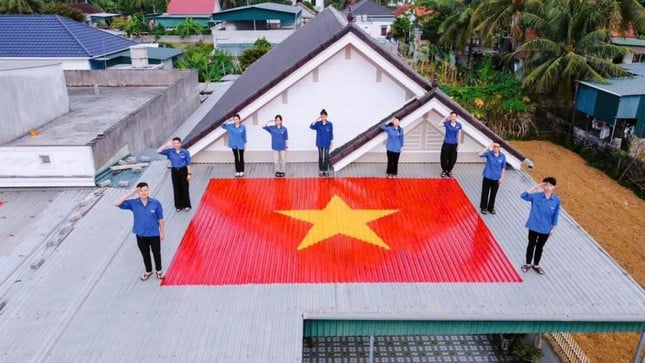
[64,69,196,87]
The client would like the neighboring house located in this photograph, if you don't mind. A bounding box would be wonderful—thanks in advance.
[0,15,136,70]
[342,0,395,40]
[95,45,184,69]
[185,7,532,172]
[295,1,317,24]
[574,63,645,147]
[151,0,220,28]
[211,3,303,56]
[611,37,645,64]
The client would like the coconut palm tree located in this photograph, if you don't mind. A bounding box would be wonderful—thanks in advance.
[438,0,478,67]
[516,0,629,102]
[472,0,543,50]
[0,0,42,13]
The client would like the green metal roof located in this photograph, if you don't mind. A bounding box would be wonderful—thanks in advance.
[611,37,645,47]
[213,3,302,22]
[304,320,645,337]
[578,63,645,96]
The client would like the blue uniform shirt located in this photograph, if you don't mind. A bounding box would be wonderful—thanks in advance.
[481,150,506,180]
[380,123,404,152]
[222,124,247,149]
[118,198,164,237]
[158,148,191,168]
[263,125,289,151]
[521,191,561,234]
[442,121,463,144]
[309,121,334,148]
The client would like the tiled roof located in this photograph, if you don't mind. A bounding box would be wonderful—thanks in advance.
[183,8,429,147]
[342,0,393,17]
[0,15,136,58]
[167,0,219,15]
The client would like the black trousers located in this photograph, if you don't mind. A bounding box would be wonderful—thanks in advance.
[232,148,245,172]
[318,147,330,171]
[525,230,550,265]
[136,235,162,273]
[171,167,191,209]
[480,177,500,210]
[440,143,458,172]
[386,150,400,175]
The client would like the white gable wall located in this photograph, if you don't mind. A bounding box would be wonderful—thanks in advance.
[193,37,423,163]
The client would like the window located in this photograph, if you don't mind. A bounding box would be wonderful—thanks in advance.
[39,155,51,164]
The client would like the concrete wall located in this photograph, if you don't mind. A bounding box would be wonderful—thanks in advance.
[0,146,95,187]
[85,70,200,171]
[64,69,191,87]
[0,62,70,145]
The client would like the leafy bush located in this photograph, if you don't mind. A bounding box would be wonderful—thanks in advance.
[238,37,272,71]
[175,45,235,82]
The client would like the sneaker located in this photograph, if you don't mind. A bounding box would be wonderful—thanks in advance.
[240,172,244,177]
[319,171,324,177]
[440,171,447,178]
[481,209,487,214]
[279,172,285,177]
[488,209,496,215]
[275,172,280,177]
[176,208,182,212]
[235,172,240,177]
[446,172,454,178]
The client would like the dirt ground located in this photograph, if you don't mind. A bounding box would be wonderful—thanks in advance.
[510,141,644,363]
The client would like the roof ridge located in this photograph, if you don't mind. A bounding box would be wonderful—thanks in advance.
[55,15,93,57]
[329,6,348,26]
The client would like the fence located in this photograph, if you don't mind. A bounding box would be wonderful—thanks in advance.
[544,333,590,363]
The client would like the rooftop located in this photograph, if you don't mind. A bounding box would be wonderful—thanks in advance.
[578,63,645,96]
[0,162,642,361]
[0,15,136,58]
[166,0,219,15]
[7,87,165,146]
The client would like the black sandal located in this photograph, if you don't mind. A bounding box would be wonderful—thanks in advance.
[521,264,530,273]
[532,266,545,275]
[140,272,152,281]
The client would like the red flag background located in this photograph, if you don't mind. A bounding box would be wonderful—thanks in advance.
[162,178,521,285]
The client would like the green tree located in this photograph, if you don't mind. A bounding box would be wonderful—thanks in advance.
[0,0,42,13]
[516,0,629,103]
[238,37,272,71]
[438,0,478,66]
[40,3,85,22]
[91,0,118,13]
[389,16,411,42]
[174,18,206,38]
[472,0,543,50]
[176,45,235,82]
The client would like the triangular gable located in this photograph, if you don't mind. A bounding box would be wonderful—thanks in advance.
[185,7,430,154]
[330,89,531,170]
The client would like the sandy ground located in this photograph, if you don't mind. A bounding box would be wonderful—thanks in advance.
[510,141,644,363]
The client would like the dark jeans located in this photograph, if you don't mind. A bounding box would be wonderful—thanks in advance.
[440,143,458,172]
[386,150,400,175]
[136,235,162,273]
[525,230,550,265]
[318,147,330,171]
[480,177,499,211]
[232,148,245,172]
[170,167,191,209]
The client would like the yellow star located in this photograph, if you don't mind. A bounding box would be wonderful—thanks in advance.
[276,195,399,251]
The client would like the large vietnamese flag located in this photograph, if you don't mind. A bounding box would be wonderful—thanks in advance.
[162,178,521,285]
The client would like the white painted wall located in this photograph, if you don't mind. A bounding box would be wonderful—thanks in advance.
[354,19,393,40]
[0,146,96,187]
[0,58,91,70]
[197,45,413,162]
[212,29,296,45]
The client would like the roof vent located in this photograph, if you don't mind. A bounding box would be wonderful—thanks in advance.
[130,45,149,68]
[347,5,355,22]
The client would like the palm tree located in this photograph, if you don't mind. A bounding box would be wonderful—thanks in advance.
[472,0,543,51]
[175,18,206,38]
[438,0,478,67]
[516,0,629,102]
[0,0,42,13]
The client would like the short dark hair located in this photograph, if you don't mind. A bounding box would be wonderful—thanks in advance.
[450,111,457,116]
[233,113,241,119]
[275,114,282,121]
[320,109,328,116]
[172,137,181,142]
[136,182,149,189]
[542,177,557,186]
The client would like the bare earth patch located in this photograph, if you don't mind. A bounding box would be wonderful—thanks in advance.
[510,140,644,363]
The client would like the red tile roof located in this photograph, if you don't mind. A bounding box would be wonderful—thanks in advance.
[167,0,218,15]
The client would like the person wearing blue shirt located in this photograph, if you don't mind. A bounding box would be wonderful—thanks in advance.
[309,109,334,176]
[520,177,561,275]
[222,114,247,177]
[157,137,192,212]
[380,117,404,178]
[437,111,463,178]
[263,114,289,177]
[115,182,166,281]
[478,143,506,214]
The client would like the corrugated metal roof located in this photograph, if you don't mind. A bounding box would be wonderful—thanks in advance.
[0,161,642,362]
[0,15,136,58]
[578,63,645,97]
[216,2,303,15]
[611,37,645,47]
[342,0,394,17]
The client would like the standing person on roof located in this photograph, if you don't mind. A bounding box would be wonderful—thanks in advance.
[381,117,404,178]
[222,113,247,177]
[115,182,165,281]
[520,177,561,276]
[438,111,463,178]
[157,137,192,212]
[478,142,506,215]
[263,114,289,177]
[310,109,334,176]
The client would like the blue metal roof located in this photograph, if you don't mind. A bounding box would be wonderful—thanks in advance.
[0,15,136,58]
[578,63,645,97]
